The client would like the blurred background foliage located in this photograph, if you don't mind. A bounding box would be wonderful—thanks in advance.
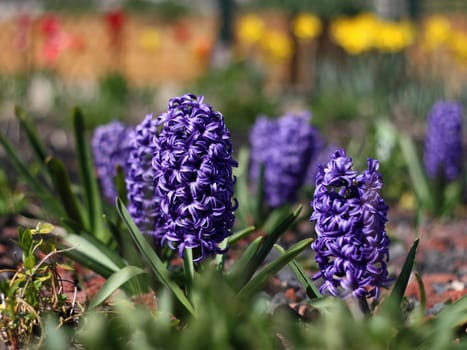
[0,0,466,211]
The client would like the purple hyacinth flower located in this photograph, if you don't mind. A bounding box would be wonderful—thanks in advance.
[423,101,463,181]
[91,120,132,202]
[249,115,278,184]
[249,112,322,207]
[125,115,164,238]
[310,149,392,301]
[152,94,237,262]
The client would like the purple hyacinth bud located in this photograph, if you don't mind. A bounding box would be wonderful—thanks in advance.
[249,112,322,207]
[423,101,463,181]
[91,120,132,202]
[125,115,164,238]
[310,149,392,301]
[152,94,237,262]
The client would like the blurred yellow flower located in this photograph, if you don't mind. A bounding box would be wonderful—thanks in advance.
[330,12,379,55]
[374,20,415,53]
[139,28,160,52]
[449,30,467,63]
[421,15,452,51]
[237,14,265,45]
[260,30,292,61]
[293,13,322,40]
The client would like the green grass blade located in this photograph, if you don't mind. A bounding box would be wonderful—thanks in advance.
[0,132,64,216]
[14,106,49,164]
[72,107,108,242]
[239,205,302,289]
[46,157,85,228]
[390,238,419,303]
[274,243,321,299]
[88,265,147,310]
[237,238,313,300]
[116,198,195,316]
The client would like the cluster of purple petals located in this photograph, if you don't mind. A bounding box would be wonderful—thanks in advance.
[423,101,464,181]
[152,94,237,262]
[249,112,322,207]
[91,120,132,202]
[125,115,164,239]
[310,149,392,301]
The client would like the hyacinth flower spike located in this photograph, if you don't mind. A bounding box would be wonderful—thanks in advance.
[91,120,132,203]
[125,115,164,240]
[249,112,322,228]
[152,94,238,264]
[423,101,464,217]
[310,149,392,314]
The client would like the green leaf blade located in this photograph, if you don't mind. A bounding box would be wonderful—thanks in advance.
[390,238,419,303]
[399,135,433,211]
[274,243,321,300]
[72,107,108,242]
[46,157,86,229]
[88,265,147,310]
[239,205,302,289]
[14,105,49,164]
[60,232,125,278]
[237,238,313,300]
[115,198,195,316]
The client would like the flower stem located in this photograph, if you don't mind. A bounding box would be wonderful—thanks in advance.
[183,247,195,300]
[358,296,371,316]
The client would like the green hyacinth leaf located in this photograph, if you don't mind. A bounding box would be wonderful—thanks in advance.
[46,157,86,228]
[237,238,313,300]
[72,107,109,242]
[88,265,147,310]
[116,197,195,316]
[274,243,321,300]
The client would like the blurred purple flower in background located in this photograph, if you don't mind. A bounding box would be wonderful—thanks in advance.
[248,115,278,185]
[423,101,463,181]
[310,149,392,301]
[152,94,237,261]
[249,111,322,207]
[91,120,132,202]
[125,115,164,238]
[305,144,338,187]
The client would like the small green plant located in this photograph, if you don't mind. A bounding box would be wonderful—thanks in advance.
[0,222,80,348]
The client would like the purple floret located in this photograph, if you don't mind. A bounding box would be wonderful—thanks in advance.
[423,101,463,181]
[310,149,392,301]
